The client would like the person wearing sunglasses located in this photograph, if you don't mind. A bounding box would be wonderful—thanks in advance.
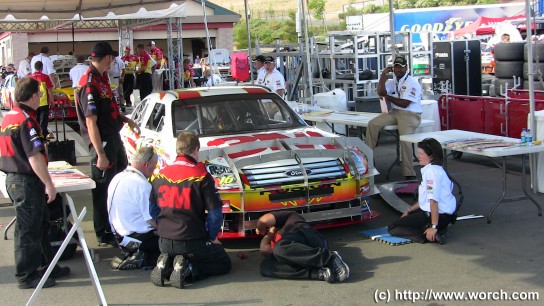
[388,138,456,243]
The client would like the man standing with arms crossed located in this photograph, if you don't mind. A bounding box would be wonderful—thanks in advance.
[76,41,139,246]
[121,47,139,106]
[365,56,422,180]
[0,77,70,289]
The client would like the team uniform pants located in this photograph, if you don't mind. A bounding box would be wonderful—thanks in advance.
[365,109,421,177]
[36,105,49,136]
[89,134,128,242]
[260,225,333,280]
[123,74,135,105]
[388,209,454,243]
[138,73,152,101]
[6,173,54,285]
[159,237,231,279]
[127,231,160,266]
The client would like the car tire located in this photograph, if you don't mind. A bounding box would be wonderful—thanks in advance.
[524,42,544,62]
[523,80,544,90]
[523,62,544,80]
[494,60,524,79]
[494,42,526,61]
[495,78,522,96]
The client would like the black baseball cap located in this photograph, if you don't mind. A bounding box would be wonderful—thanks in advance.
[254,55,266,63]
[264,56,274,63]
[91,41,116,57]
[393,56,407,67]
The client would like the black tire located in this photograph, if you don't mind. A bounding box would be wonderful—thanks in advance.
[495,78,522,96]
[523,62,544,80]
[523,80,544,90]
[494,42,526,61]
[524,42,544,62]
[494,60,524,79]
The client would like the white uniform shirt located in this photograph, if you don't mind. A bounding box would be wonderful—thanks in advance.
[418,164,456,214]
[206,73,222,87]
[107,167,154,236]
[255,67,266,85]
[109,57,125,78]
[69,63,89,88]
[30,53,56,75]
[262,69,286,95]
[385,72,422,113]
[17,59,31,78]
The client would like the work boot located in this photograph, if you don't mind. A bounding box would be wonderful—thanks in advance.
[19,277,56,289]
[310,267,333,283]
[328,251,350,282]
[169,255,191,289]
[118,251,145,270]
[150,253,173,287]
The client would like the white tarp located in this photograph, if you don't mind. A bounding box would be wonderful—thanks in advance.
[0,0,186,21]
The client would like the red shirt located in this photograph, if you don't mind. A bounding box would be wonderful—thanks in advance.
[29,71,54,106]
[138,51,153,74]
[149,47,163,69]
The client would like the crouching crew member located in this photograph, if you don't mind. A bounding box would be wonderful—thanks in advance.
[150,131,231,288]
[108,146,160,270]
[257,211,350,283]
[0,77,70,289]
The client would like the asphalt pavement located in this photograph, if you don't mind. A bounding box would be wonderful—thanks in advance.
[1,107,543,305]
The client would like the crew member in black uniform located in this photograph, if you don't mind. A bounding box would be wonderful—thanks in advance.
[257,211,350,283]
[150,131,231,288]
[76,41,140,245]
[0,77,70,289]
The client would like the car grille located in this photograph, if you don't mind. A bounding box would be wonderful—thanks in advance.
[242,159,347,188]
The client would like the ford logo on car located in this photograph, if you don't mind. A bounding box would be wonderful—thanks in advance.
[285,169,312,176]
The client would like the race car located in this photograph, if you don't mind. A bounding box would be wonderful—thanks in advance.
[120,85,378,238]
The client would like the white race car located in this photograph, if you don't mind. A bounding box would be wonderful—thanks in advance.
[120,86,378,238]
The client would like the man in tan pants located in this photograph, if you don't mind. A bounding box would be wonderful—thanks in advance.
[365,56,422,179]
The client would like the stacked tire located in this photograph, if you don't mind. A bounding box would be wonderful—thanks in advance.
[523,42,544,91]
[493,42,525,96]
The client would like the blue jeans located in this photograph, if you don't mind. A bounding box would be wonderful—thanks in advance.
[6,173,54,284]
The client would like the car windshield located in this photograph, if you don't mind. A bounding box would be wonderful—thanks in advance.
[172,93,307,136]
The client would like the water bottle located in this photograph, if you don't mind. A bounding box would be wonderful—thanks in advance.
[521,128,527,145]
[526,129,533,145]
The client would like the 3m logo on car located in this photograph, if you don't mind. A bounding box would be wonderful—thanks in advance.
[284,169,313,177]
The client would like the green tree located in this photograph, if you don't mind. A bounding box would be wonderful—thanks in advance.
[308,0,326,21]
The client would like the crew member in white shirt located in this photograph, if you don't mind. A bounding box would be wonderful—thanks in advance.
[204,68,222,87]
[262,56,286,98]
[30,46,58,88]
[107,146,160,270]
[254,55,266,85]
[109,50,125,87]
[17,53,35,78]
[69,55,89,88]
[365,56,422,180]
[388,138,456,243]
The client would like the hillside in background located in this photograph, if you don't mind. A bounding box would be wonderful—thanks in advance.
[210,0,353,21]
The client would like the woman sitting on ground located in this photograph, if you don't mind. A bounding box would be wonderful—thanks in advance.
[388,138,456,243]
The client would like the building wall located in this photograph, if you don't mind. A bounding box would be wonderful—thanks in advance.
[215,27,233,50]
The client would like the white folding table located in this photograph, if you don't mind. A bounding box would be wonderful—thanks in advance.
[400,129,543,223]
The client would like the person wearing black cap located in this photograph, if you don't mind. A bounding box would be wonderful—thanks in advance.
[261,56,286,98]
[253,55,266,85]
[76,41,140,246]
[365,56,422,180]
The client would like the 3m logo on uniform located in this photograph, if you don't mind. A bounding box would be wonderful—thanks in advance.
[157,185,191,209]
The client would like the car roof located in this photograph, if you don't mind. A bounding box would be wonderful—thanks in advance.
[158,85,274,101]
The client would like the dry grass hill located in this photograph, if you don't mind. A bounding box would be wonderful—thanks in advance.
[210,0,354,22]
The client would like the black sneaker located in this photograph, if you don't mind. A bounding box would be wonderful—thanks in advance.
[19,277,56,289]
[329,251,350,282]
[98,234,118,247]
[150,253,173,287]
[311,267,333,283]
[118,251,144,270]
[433,234,444,245]
[50,265,70,278]
[169,255,191,289]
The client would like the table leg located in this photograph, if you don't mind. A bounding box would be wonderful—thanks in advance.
[487,155,543,223]
[386,130,400,180]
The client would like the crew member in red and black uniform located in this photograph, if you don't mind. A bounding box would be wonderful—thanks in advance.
[256,211,350,283]
[0,77,70,289]
[136,43,153,101]
[76,41,140,246]
[150,131,231,289]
